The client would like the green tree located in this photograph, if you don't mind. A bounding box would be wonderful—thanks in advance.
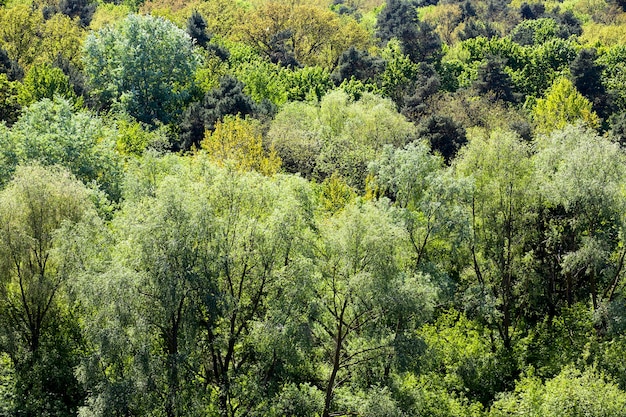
[455,129,535,351]
[533,124,626,311]
[201,115,281,175]
[490,367,626,417]
[0,73,20,126]
[17,62,79,107]
[0,165,96,417]
[312,201,435,417]
[533,78,599,134]
[268,89,417,189]
[6,97,122,200]
[369,140,470,273]
[83,13,201,124]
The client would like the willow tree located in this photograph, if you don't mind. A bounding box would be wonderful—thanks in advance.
[0,165,96,416]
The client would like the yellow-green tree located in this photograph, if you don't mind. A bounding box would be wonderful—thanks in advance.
[201,115,281,175]
[0,6,84,69]
[533,77,599,134]
[238,1,369,68]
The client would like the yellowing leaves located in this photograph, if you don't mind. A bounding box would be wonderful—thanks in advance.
[201,116,281,176]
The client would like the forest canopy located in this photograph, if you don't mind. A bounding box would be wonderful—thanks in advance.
[2,0,626,416]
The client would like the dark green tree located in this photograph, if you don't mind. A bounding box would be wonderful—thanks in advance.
[0,48,23,82]
[474,55,517,103]
[178,76,258,151]
[331,47,385,86]
[417,114,467,164]
[570,48,612,120]
[187,10,210,48]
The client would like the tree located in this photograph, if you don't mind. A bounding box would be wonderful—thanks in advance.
[533,124,626,312]
[0,164,96,417]
[59,0,96,26]
[490,367,626,417]
[331,47,385,86]
[455,129,535,351]
[599,45,626,111]
[376,0,418,45]
[0,8,85,70]
[113,171,210,417]
[238,1,369,68]
[6,97,122,200]
[417,114,467,164]
[312,201,435,417]
[569,48,611,120]
[268,90,417,189]
[187,10,210,48]
[0,47,23,82]
[178,76,258,151]
[0,74,20,126]
[201,115,281,175]
[83,13,201,124]
[377,0,444,66]
[0,5,43,68]
[368,140,470,274]
[17,62,78,107]
[474,55,517,103]
[510,18,558,46]
[533,78,599,134]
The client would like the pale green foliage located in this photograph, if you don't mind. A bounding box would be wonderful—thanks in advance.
[533,124,626,308]
[313,201,437,416]
[369,140,471,272]
[456,129,535,348]
[490,367,626,417]
[268,89,416,189]
[0,165,96,415]
[0,165,94,352]
[83,14,201,124]
[80,155,318,416]
[5,97,122,200]
[533,77,599,134]
[534,124,625,222]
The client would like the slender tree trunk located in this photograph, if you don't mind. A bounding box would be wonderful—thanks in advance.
[323,300,347,417]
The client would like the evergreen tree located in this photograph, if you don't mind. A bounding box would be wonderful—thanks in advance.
[570,48,612,120]
[417,114,467,164]
[186,11,210,48]
[0,48,23,82]
[178,76,258,151]
[474,55,517,103]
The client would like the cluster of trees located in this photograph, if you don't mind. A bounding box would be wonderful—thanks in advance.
[3,0,626,416]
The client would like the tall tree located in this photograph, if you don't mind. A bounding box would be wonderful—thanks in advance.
[0,165,96,416]
[456,129,535,351]
[570,48,611,120]
[313,202,435,417]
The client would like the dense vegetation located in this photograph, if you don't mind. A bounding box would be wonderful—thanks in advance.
[2,0,626,415]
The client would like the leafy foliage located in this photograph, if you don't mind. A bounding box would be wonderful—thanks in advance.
[83,14,201,124]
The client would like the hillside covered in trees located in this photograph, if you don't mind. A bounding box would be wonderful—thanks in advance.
[3,0,626,415]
